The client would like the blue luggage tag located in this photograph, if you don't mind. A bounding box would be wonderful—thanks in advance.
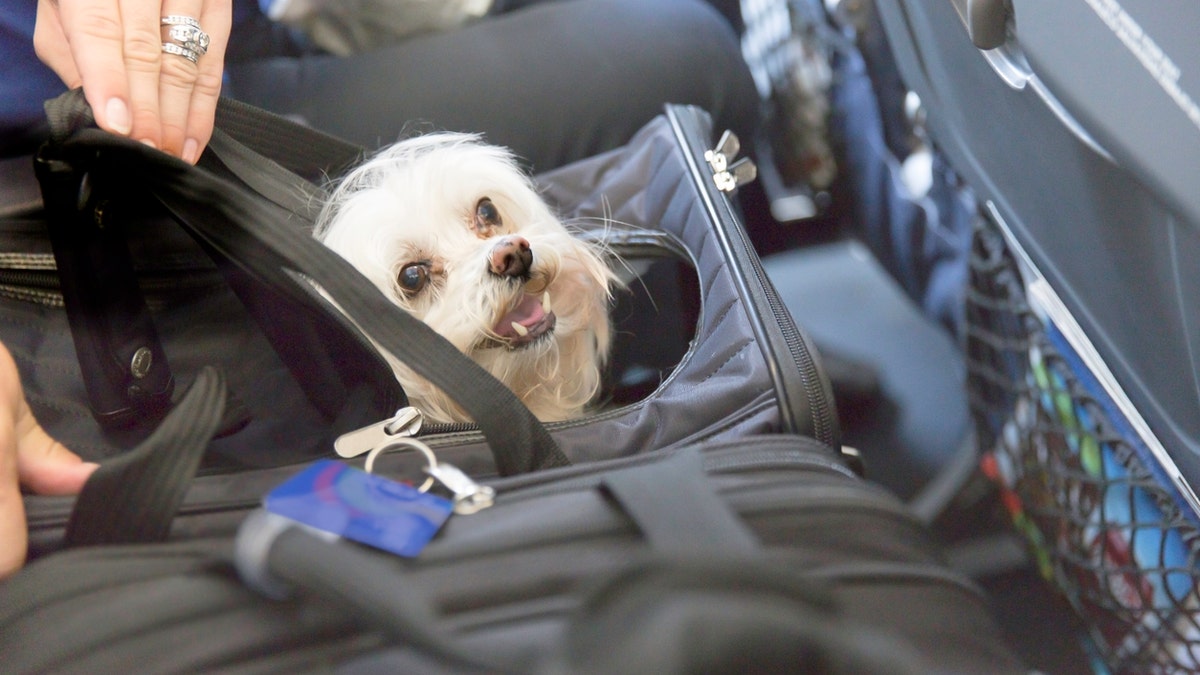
[265,459,453,557]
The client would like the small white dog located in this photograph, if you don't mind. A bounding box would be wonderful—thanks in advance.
[315,133,616,423]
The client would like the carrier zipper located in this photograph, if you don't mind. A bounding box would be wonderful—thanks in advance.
[664,105,837,448]
[338,388,773,461]
[0,268,58,288]
[28,440,865,545]
[0,262,226,303]
[334,382,662,457]
[0,258,61,307]
[44,438,872,527]
[481,438,859,500]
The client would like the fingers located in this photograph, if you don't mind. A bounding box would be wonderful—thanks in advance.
[156,0,230,162]
[156,0,205,159]
[0,416,29,580]
[0,345,96,495]
[33,0,82,90]
[0,343,96,579]
[40,0,134,136]
[185,0,232,163]
[151,0,230,162]
[0,404,96,581]
[122,0,169,149]
[34,0,230,164]
[14,428,98,496]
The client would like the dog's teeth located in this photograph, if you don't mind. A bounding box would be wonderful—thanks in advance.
[511,322,530,337]
[542,291,552,314]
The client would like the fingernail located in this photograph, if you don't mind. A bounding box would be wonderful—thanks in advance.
[77,462,101,481]
[105,98,132,135]
[141,138,157,150]
[183,138,199,164]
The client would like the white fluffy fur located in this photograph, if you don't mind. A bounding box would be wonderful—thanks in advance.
[315,133,616,423]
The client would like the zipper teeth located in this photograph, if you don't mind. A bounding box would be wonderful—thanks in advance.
[0,269,58,287]
[753,256,835,445]
[417,396,772,450]
[418,401,648,446]
[724,195,833,445]
[666,107,835,447]
[486,444,856,504]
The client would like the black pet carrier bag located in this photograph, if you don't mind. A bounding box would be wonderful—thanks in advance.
[3,90,840,553]
[0,91,1037,675]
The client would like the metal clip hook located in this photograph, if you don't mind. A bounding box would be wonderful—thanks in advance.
[425,463,496,515]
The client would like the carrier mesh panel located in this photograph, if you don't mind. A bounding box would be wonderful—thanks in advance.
[966,219,1200,673]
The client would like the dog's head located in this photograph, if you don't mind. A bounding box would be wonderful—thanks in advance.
[315,133,615,423]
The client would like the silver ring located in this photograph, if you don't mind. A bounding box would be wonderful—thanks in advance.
[161,15,201,29]
[161,42,199,64]
[363,437,438,493]
[161,15,209,57]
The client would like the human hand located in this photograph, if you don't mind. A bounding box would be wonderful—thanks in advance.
[0,342,98,580]
[33,0,232,164]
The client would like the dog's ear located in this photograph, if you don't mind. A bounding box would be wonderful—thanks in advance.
[471,197,503,238]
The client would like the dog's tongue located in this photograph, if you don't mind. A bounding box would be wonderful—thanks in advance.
[494,294,546,338]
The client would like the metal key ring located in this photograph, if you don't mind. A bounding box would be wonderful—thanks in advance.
[363,437,438,492]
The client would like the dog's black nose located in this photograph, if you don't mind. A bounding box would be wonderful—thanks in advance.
[488,236,532,278]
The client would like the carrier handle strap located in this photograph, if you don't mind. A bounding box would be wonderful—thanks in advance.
[65,368,226,545]
[36,89,176,430]
[601,447,760,553]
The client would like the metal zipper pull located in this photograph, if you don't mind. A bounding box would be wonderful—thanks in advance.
[425,462,496,515]
[704,129,757,194]
[334,406,424,458]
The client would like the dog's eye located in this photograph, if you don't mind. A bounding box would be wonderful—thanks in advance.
[475,197,502,231]
[397,263,430,294]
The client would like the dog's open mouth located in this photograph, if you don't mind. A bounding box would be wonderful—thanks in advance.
[493,291,557,348]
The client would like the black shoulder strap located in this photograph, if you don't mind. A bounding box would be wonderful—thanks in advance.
[205,128,322,220]
[212,97,362,180]
[204,96,365,220]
